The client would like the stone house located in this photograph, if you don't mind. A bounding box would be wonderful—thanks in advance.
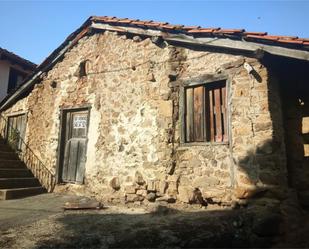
[0,16,308,206]
[0,47,36,102]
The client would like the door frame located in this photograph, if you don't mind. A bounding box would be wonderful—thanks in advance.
[56,105,91,184]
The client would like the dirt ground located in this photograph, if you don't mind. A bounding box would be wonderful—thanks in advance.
[0,194,308,249]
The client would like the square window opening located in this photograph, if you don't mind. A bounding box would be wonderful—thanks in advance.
[184,80,228,143]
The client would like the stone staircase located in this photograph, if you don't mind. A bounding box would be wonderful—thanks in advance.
[0,140,46,200]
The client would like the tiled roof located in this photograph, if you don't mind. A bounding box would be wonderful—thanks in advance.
[90,16,309,51]
[0,47,37,69]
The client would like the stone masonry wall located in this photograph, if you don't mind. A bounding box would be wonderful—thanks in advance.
[2,30,288,204]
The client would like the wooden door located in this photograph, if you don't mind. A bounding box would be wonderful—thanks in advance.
[61,109,89,183]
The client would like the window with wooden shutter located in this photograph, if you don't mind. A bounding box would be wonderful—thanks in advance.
[184,80,228,143]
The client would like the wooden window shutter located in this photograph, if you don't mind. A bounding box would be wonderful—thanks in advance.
[206,81,227,142]
[185,88,194,142]
[221,85,228,142]
[185,86,206,142]
[193,86,205,141]
[184,80,227,143]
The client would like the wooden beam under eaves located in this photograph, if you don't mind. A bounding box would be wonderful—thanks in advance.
[90,22,309,61]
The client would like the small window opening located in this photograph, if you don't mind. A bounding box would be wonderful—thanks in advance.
[184,80,228,143]
[78,61,87,77]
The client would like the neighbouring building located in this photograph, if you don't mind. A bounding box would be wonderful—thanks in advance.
[0,16,308,206]
[0,47,36,102]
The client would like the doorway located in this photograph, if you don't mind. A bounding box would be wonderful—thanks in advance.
[59,108,90,184]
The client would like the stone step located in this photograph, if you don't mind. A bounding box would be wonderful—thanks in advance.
[0,151,19,160]
[0,177,41,189]
[0,186,46,200]
[0,169,33,178]
[0,144,13,152]
[0,159,26,168]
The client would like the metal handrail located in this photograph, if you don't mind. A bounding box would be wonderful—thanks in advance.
[0,114,56,192]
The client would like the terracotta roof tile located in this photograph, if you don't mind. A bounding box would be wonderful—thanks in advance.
[182,25,201,30]
[131,20,146,25]
[263,35,298,40]
[243,32,268,36]
[150,21,169,26]
[187,28,218,33]
[90,16,309,51]
[91,16,107,21]
[214,29,245,34]
[117,18,133,24]
[278,39,303,45]
[146,22,164,27]
[160,24,181,30]
[246,35,279,41]
[105,18,123,23]
[297,38,309,42]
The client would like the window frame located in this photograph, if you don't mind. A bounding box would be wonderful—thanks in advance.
[179,74,230,146]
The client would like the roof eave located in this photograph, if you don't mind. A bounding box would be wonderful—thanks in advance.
[0,48,37,70]
[91,22,309,61]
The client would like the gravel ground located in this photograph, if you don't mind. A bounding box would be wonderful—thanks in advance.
[0,193,71,231]
[0,194,308,248]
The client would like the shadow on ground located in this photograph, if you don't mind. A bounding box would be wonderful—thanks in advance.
[31,204,290,249]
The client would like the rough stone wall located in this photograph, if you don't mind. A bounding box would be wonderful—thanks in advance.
[231,65,288,198]
[1,30,288,204]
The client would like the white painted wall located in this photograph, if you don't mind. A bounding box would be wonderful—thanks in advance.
[0,61,10,102]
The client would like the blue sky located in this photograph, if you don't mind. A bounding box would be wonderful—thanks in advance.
[0,0,308,64]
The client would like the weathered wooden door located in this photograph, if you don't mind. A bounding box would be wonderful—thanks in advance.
[61,109,89,183]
